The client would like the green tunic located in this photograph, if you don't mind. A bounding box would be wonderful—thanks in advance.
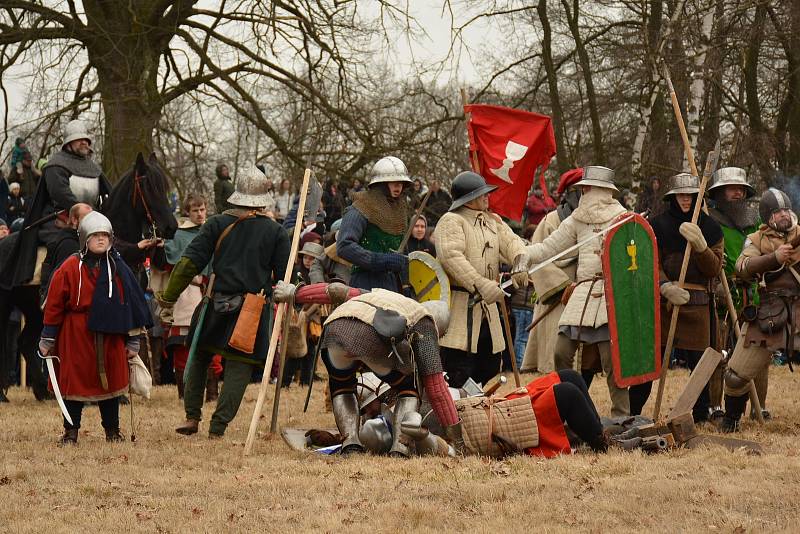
[164,213,290,364]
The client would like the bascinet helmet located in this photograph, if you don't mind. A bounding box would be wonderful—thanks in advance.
[78,211,113,251]
[709,167,755,198]
[62,119,93,147]
[574,166,618,191]
[448,171,497,211]
[368,156,412,187]
[227,164,274,208]
[663,173,700,199]
[759,188,793,226]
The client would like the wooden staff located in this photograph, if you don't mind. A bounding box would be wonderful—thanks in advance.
[652,64,718,420]
[460,88,482,172]
[498,299,522,387]
[718,274,765,424]
[244,168,312,456]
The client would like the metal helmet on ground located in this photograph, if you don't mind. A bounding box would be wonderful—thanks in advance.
[227,164,274,208]
[368,156,412,187]
[709,167,755,198]
[759,188,793,225]
[663,173,700,199]
[448,171,497,211]
[422,300,450,336]
[78,211,113,251]
[574,165,618,191]
[62,119,93,147]
[356,372,392,410]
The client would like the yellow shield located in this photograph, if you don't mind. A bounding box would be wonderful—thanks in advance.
[408,251,450,303]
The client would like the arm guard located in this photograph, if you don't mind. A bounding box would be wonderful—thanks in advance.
[423,373,459,427]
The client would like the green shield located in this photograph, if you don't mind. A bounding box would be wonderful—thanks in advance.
[602,213,661,387]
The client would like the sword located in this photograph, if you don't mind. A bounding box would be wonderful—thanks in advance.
[38,349,73,425]
[470,213,637,305]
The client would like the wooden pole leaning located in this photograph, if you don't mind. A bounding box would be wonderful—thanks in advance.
[244,168,312,456]
[498,298,522,387]
[652,65,715,420]
[718,273,765,424]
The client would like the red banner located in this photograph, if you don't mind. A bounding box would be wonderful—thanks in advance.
[464,104,557,221]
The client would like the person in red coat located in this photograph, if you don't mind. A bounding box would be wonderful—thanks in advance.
[39,212,152,445]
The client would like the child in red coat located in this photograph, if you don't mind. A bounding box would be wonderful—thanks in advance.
[40,212,152,445]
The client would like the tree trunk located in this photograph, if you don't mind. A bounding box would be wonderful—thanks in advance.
[562,0,604,165]
[697,0,726,159]
[537,0,569,174]
[683,0,715,171]
[83,1,172,181]
[631,0,663,197]
[773,0,800,176]
[743,3,774,179]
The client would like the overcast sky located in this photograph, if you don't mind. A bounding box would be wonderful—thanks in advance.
[1,1,491,128]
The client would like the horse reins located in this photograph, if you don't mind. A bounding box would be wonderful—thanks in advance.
[132,172,158,238]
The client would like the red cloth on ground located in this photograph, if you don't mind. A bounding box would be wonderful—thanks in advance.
[506,371,571,458]
[423,372,458,426]
[44,255,129,401]
[172,343,222,377]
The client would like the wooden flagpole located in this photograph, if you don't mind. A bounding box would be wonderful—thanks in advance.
[244,168,312,456]
[460,88,481,172]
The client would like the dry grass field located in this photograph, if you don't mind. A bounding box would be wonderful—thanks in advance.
[2,367,800,533]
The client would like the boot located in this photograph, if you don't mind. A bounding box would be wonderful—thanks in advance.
[719,394,747,433]
[444,421,465,455]
[205,368,219,403]
[175,418,200,435]
[58,428,79,446]
[105,428,125,443]
[176,373,185,400]
[389,396,419,458]
[0,389,9,403]
[332,393,364,455]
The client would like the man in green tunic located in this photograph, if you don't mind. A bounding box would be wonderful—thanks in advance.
[158,165,290,438]
[336,156,412,292]
[706,166,766,419]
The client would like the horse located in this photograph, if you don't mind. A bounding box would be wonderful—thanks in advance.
[0,152,177,401]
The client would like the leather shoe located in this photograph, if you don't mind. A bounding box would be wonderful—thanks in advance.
[175,419,200,435]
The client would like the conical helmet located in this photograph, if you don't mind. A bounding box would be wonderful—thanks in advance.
[227,164,274,208]
[78,211,113,251]
[575,166,618,191]
[62,119,93,147]
[663,173,700,198]
[709,167,755,198]
[368,156,412,186]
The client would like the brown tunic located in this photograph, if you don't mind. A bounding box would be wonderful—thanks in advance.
[659,239,724,351]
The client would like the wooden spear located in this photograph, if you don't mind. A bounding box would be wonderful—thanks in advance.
[652,64,718,420]
[244,168,312,455]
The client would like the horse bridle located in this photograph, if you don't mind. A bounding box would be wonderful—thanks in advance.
[132,172,158,239]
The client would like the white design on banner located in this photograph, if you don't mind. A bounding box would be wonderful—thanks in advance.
[490,141,529,184]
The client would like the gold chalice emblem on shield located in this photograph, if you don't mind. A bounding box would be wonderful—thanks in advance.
[627,240,638,271]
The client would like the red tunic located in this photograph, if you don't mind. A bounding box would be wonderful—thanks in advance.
[44,255,129,401]
[506,372,572,458]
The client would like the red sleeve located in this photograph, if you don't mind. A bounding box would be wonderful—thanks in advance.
[294,283,364,304]
[423,373,458,427]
